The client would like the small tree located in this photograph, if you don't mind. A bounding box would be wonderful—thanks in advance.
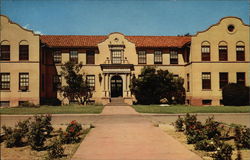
[222,83,250,106]
[60,61,92,104]
[130,66,185,104]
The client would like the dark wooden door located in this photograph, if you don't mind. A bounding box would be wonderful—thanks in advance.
[111,76,123,97]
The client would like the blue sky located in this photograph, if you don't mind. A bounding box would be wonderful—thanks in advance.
[1,0,249,36]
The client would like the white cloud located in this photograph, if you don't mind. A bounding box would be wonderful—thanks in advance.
[22,24,43,35]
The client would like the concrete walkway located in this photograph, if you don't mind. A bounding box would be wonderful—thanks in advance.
[71,106,202,160]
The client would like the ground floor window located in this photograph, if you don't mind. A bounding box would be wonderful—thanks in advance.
[202,72,211,90]
[86,75,95,90]
[19,73,29,91]
[202,99,212,105]
[0,101,10,107]
[237,72,245,86]
[0,73,10,90]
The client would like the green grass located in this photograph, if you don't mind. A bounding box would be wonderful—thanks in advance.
[0,105,104,115]
[132,105,250,114]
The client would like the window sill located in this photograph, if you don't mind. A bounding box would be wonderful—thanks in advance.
[202,89,212,91]
[18,90,31,92]
[0,90,11,92]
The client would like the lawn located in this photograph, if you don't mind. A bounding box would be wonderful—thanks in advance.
[0,105,104,115]
[132,105,250,114]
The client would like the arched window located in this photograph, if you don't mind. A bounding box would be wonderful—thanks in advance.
[236,41,245,61]
[0,40,10,60]
[19,40,29,60]
[201,41,210,61]
[218,41,228,61]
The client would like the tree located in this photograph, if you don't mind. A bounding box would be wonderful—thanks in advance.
[222,83,250,106]
[130,66,185,105]
[60,61,92,104]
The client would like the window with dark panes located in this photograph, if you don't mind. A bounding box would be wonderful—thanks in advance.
[219,72,228,89]
[86,50,95,64]
[53,75,61,91]
[202,72,211,89]
[219,46,228,61]
[70,50,78,63]
[201,46,210,61]
[202,100,212,105]
[170,50,178,64]
[138,51,146,64]
[154,51,162,64]
[86,75,95,90]
[111,50,122,64]
[236,46,245,61]
[19,45,29,60]
[0,73,10,90]
[19,73,29,91]
[0,101,10,107]
[237,72,245,86]
[53,50,61,63]
[0,45,10,60]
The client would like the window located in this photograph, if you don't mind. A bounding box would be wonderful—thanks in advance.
[237,72,245,86]
[170,50,178,64]
[202,100,212,105]
[0,73,10,90]
[111,50,122,64]
[0,101,10,107]
[202,72,211,90]
[53,75,61,91]
[236,46,245,61]
[138,51,146,64]
[86,50,95,64]
[19,45,29,60]
[219,46,228,61]
[219,72,228,89]
[53,50,61,63]
[19,73,29,91]
[86,75,95,90]
[0,45,10,60]
[154,51,162,64]
[201,45,210,61]
[70,50,78,63]
[187,74,190,92]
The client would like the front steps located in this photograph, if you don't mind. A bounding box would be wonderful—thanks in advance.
[105,97,130,106]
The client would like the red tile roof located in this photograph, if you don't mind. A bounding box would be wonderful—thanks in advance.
[40,35,191,48]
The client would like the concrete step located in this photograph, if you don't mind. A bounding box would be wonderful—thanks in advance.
[106,98,130,106]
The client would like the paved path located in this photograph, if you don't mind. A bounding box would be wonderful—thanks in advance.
[71,106,202,160]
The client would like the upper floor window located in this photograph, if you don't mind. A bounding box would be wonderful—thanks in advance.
[170,50,178,64]
[138,51,146,64]
[86,75,95,90]
[201,41,210,61]
[70,50,78,63]
[0,73,10,90]
[0,41,10,60]
[218,41,228,61]
[111,50,122,64]
[86,50,95,64]
[53,50,62,64]
[202,72,211,90]
[237,72,245,86]
[19,73,29,91]
[236,42,245,61]
[154,51,162,64]
[219,72,228,89]
[19,40,29,60]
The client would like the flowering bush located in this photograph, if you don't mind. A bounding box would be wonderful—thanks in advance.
[174,116,184,132]
[203,116,221,139]
[194,139,217,151]
[234,125,250,149]
[184,113,200,135]
[60,120,82,144]
[47,138,64,159]
[212,141,234,160]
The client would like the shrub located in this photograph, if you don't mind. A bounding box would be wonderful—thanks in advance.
[174,115,184,132]
[60,120,82,144]
[203,116,221,139]
[212,141,234,160]
[222,83,250,106]
[19,101,38,107]
[184,113,201,135]
[186,129,207,144]
[194,139,217,151]
[47,138,64,159]
[234,125,250,149]
[28,114,53,150]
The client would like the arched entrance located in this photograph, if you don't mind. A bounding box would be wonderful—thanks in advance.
[111,75,123,97]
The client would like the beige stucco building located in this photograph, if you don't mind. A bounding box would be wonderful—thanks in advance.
[0,15,249,107]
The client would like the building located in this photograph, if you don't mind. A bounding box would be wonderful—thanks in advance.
[0,15,249,107]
